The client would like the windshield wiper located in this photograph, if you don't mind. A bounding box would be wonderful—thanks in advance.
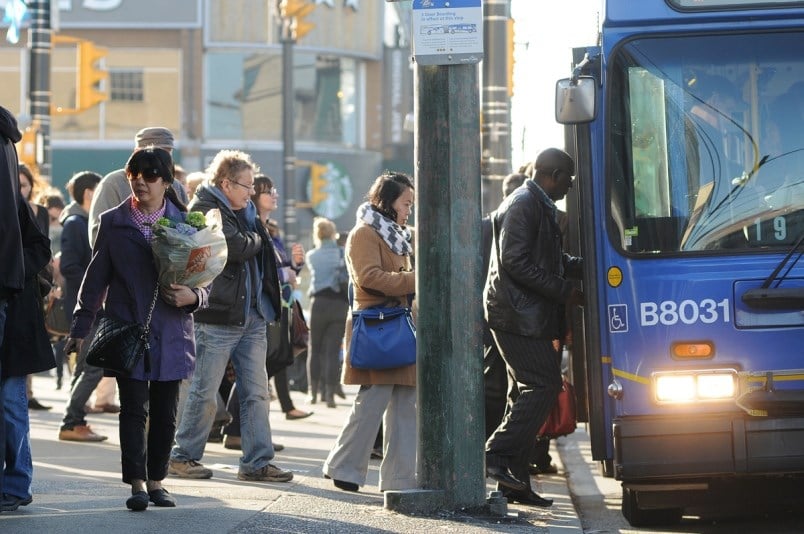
[742,232,804,310]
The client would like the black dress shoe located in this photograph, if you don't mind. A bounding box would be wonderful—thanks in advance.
[148,488,177,507]
[126,491,149,511]
[28,398,51,411]
[485,465,528,492]
[505,490,553,507]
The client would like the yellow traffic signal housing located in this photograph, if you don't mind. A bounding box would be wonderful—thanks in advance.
[309,163,329,206]
[16,125,41,174]
[77,40,109,109]
[279,0,316,40]
[507,18,515,98]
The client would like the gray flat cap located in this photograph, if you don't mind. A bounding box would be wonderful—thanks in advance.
[135,127,174,149]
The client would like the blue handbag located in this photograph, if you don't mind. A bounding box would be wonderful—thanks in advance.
[349,284,416,370]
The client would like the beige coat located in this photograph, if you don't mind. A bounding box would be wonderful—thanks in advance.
[342,222,416,386]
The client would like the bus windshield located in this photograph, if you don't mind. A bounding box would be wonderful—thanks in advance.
[608,31,804,254]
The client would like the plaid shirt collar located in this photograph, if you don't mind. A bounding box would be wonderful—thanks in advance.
[130,198,166,240]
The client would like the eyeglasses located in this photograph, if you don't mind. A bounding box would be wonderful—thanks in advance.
[229,179,255,192]
[127,168,164,183]
[263,187,278,196]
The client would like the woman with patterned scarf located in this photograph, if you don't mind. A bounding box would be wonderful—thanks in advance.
[323,171,416,493]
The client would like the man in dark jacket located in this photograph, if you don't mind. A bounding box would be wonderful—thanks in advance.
[0,105,25,510]
[483,148,583,507]
[169,149,288,482]
[59,171,102,332]
[483,171,527,440]
[57,171,107,442]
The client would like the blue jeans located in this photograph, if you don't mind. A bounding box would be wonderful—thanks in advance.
[0,299,7,498]
[171,312,274,474]
[2,376,32,500]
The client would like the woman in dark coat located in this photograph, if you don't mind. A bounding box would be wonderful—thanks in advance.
[65,147,208,511]
[18,163,52,411]
[0,196,53,512]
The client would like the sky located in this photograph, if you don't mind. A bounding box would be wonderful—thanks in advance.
[509,0,601,168]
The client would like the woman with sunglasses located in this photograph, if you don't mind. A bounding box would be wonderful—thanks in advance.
[65,146,208,511]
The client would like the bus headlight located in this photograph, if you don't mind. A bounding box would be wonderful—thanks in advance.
[653,370,737,404]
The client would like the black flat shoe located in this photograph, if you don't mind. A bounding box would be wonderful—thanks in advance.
[285,410,313,420]
[333,479,359,492]
[126,491,149,511]
[485,465,528,493]
[148,488,176,507]
[324,474,359,492]
[505,490,553,507]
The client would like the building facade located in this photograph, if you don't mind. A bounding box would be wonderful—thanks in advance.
[1,0,411,247]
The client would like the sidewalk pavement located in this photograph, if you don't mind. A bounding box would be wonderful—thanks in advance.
[1,373,583,533]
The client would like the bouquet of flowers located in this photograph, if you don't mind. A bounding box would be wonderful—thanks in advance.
[151,209,228,288]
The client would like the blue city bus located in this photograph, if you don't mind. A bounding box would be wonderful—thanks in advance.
[555,0,804,526]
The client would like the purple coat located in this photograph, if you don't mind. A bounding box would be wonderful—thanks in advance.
[71,197,208,381]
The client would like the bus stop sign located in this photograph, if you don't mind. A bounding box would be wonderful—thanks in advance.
[411,0,483,66]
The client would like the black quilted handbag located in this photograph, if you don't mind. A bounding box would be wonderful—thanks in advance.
[85,288,159,375]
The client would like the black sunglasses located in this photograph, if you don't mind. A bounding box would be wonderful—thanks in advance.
[127,167,164,183]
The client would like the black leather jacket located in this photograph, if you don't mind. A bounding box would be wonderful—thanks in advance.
[484,179,582,339]
[189,185,281,326]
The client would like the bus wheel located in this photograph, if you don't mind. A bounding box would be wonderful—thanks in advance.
[622,487,682,527]
[599,459,614,478]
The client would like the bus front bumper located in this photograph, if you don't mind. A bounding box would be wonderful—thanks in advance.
[613,413,804,480]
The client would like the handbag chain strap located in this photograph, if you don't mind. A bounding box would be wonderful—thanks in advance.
[142,286,160,333]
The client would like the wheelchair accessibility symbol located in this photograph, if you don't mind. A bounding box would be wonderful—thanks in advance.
[608,304,628,333]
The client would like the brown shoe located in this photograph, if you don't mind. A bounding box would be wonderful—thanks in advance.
[223,435,241,450]
[84,405,103,414]
[95,404,121,414]
[59,425,108,442]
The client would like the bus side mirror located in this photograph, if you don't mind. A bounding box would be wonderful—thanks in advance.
[556,76,597,124]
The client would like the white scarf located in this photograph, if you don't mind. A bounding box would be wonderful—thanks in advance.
[356,202,413,256]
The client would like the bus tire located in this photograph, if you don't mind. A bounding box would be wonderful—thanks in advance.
[621,487,682,527]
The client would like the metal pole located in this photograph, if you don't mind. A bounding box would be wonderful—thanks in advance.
[480,0,512,213]
[28,0,52,182]
[281,20,297,243]
[415,63,485,508]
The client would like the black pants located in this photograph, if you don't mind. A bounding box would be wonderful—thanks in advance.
[116,376,180,485]
[483,341,508,440]
[306,292,348,401]
[485,329,562,492]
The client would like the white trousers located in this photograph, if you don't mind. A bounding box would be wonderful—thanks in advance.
[323,384,417,491]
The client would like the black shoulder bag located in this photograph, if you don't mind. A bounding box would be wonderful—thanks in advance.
[85,287,159,375]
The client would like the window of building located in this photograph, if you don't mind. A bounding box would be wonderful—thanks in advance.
[205,51,361,147]
[110,69,144,102]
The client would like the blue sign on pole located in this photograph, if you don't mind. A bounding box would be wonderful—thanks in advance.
[411,0,484,66]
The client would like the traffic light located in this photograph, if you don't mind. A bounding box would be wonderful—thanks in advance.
[16,125,41,174]
[309,163,329,206]
[278,0,316,40]
[77,40,109,109]
[507,18,515,98]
